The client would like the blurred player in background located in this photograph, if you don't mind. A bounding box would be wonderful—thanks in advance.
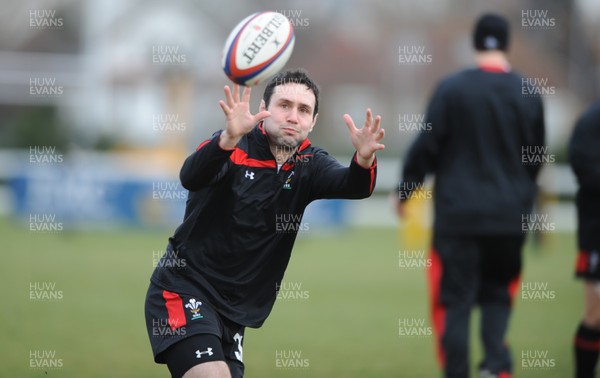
[570,100,600,378]
[145,69,385,378]
[395,14,545,378]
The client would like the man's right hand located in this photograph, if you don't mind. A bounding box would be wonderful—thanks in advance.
[218,84,271,150]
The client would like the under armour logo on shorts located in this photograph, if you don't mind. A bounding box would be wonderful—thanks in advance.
[195,348,214,359]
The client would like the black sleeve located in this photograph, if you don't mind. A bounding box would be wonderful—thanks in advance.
[398,82,450,201]
[309,151,377,201]
[523,96,546,179]
[179,131,234,191]
[569,102,600,191]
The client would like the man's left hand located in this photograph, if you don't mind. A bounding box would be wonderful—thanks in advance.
[343,108,385,168]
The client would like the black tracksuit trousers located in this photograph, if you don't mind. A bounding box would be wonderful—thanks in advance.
[429,234,524,378]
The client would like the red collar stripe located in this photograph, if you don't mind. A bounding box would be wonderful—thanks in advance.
[297,138,311,152]
[479,64,510,73]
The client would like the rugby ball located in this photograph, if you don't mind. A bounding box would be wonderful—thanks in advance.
[222,11,295,86]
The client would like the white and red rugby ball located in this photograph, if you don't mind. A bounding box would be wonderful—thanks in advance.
[222,11,295,86]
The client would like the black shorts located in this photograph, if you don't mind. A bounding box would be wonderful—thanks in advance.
[145,282,245,377]
[575,248,600,280]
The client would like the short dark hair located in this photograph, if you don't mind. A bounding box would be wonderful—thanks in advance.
[263,69,320,118]
[473,14,510,51]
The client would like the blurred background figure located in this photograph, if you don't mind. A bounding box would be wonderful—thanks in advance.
[395,14,545,378]
[570,99,600,378]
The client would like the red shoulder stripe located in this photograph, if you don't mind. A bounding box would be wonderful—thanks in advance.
[230,148,277,168]
[196,139,211,151]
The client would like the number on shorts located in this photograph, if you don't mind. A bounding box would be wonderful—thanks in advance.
[233,332,243,362]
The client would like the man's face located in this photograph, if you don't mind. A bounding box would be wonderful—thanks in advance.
[260,83,318,149]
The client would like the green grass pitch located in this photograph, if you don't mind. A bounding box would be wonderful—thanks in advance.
[1,217,579,377]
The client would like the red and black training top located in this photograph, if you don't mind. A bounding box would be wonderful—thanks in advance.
[150,123,377,328]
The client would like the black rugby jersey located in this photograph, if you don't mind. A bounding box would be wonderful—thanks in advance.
[569,100,600,250]
[151,123,377,327]
[399,65,545,235]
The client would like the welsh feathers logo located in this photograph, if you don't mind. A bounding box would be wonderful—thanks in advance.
[185,298,203,320]
[283,171,294,190]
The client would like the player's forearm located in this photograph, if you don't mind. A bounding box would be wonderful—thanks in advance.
[180,133,233,191]
[400,130,436,193]
[308,153,376,200]
[355,153,375,169]
[218,129,243,150]
[350,154,377,197]
[399,154,428,202]
[326,155,376,199]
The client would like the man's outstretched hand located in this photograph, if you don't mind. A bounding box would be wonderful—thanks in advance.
[344,109,385,168]
[218,84,271,150]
